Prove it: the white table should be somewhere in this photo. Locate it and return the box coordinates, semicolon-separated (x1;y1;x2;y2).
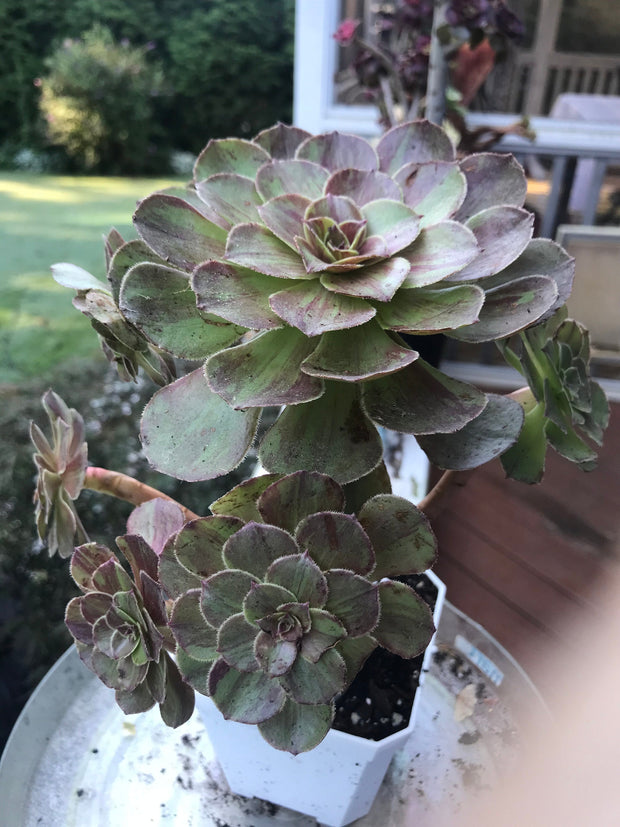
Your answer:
466;111;620;237
549;94;620;215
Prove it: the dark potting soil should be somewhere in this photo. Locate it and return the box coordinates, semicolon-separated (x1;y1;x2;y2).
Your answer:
331;574;438;742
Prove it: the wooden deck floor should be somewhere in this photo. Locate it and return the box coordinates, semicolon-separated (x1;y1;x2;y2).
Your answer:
429;401;620;706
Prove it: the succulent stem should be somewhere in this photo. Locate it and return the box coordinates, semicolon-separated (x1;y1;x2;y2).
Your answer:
417;468;472;521
84;466;200;522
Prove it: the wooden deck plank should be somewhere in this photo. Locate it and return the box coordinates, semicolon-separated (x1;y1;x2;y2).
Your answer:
429;402;620;706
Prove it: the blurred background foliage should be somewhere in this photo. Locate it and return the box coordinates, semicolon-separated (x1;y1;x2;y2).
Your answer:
0;0;295;175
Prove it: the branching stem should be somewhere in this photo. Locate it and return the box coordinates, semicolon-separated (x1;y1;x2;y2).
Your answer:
84;467;200;522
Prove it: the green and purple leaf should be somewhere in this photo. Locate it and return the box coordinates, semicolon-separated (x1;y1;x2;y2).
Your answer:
258;698;333;754
174;515;242;578
394;161;466;226
449;276;558;343
358;495;437;578
324;570;379;637
325;168;402;205
120;262;245;359
141;368;259;481
257;471;345;534
280;647;347;704
400;221;479;287
295;512;375;575
208;659;286;724
266;553;328;606
362;358;487;434
206;327;324;408
376;284;484;333
374;580;434;658
192;260;284;331
321;256;410;301
218;613;261;672
445;206;534;282
194;137;270;181
202;569;261;627
226;223;313;279
296;131;379;172
269;280;376;335
454;153;528;221
222;521;299;579
170;590;218;661
133;194;227;270
256;159;329;200
195;173;263;230
300;320;418;382
210;474;283;524
259;382;383;484
417;393;525;470
377;121;455;175
253;123;312;159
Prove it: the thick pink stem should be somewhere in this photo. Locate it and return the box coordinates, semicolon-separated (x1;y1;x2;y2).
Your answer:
84;466;200;522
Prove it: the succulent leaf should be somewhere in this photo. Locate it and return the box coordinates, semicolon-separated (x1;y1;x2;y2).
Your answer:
222;521;299;579
394;161;466;225
280;647;347;704
374;580;434;658
192;261;285;330
257;471;345;533
324;570;379;637
174;515;243;578
208;658;286;724
258;698;333;754
455;153;528;221
259;381;383;483
194;137;271;180
265;553;328;606
125;499;185;558
134;193;227;269
418;393;525;471
268;279;377;336
203;570;261;627
295;512;375;575
362;358;487;435
206;327;324;408
170;590;218;661
119;262;245;359
358;495;437;578
140;368;260;481
210;474;282;523
300;320;418;382
376;120;455;174
218;613;262;672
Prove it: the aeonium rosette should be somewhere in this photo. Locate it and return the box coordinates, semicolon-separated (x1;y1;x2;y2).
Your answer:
31;389;89;558
65;499;194;727
54;120;575;485
163;471;438;754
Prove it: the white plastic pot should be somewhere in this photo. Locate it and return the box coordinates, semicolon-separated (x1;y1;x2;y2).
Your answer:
195;570;446;827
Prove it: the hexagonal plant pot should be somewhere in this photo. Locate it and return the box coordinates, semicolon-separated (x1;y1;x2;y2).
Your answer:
195;570;446;827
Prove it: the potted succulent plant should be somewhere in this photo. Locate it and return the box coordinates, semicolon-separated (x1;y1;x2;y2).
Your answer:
31;120;608;825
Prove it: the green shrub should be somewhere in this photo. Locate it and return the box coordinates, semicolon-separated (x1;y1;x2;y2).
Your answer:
39;25;167;174
164;0;294;149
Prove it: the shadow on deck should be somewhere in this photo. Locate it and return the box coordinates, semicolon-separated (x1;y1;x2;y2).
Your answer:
430;402;620;706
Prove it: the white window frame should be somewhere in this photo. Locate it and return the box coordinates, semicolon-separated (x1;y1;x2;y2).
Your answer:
293;0;381;136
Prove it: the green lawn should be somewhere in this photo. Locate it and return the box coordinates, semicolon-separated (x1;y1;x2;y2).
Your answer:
0;173;180;385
